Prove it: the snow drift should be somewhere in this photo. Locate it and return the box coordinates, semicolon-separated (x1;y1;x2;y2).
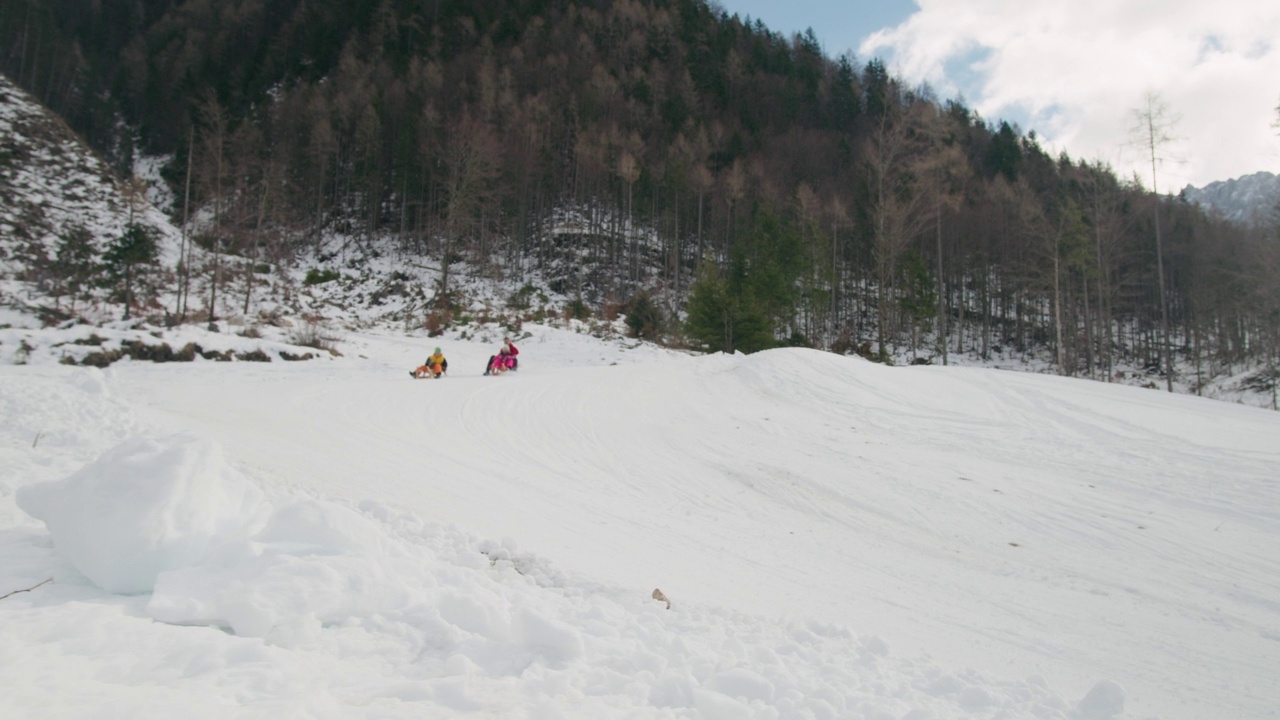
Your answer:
16;435;263;594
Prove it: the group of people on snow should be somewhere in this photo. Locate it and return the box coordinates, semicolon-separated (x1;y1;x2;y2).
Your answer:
411;336;518;379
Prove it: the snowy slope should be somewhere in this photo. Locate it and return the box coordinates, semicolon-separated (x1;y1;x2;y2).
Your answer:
0;74;181;290
2;323;1278;719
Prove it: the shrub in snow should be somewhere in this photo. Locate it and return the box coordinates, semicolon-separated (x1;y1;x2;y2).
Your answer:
15;434;266;594
121;340;177;362
79;348;123;367
289;318;339;354
70;340;205;367
234;348;271;362
623;292;664;341
303;268;339;285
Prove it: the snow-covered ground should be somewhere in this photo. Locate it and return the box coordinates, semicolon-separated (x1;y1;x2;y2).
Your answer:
2;320;1278;720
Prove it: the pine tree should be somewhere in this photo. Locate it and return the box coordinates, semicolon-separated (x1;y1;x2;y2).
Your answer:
104;223;158;320
684;256;769;354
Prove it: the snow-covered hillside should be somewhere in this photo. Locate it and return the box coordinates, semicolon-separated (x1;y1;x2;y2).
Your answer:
3;322;1277;720
0;74;181;296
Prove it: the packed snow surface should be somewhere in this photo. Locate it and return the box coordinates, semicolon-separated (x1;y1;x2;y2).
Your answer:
2;323;1278;719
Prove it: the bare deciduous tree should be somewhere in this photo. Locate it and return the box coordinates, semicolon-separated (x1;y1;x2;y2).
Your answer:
1129;90;1180;391
864;103;930;360
196;88;228;325
438;113;500;308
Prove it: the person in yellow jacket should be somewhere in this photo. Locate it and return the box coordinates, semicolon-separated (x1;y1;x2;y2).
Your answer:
412;347;448;378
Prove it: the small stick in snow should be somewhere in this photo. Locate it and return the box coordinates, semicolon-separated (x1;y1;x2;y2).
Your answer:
651;588;671;610
0;578;52;601
32;430;44;449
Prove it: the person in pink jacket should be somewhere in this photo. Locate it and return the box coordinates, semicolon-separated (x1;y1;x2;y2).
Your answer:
484;336;519;375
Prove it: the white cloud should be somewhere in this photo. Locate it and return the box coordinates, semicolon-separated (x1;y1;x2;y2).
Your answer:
861;0;1280;187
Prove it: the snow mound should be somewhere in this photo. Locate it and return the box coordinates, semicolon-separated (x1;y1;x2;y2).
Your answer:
1075;680;1126;719
16;434;265;594
147;496;423;638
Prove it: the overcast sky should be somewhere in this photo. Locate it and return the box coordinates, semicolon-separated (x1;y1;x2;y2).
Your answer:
714;0;1280;189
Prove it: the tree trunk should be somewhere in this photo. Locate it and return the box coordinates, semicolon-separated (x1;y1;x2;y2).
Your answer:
1083;273;1094;379
1053;249;1065;372
179;129;193;322
935;196;947;365
244;176;270;318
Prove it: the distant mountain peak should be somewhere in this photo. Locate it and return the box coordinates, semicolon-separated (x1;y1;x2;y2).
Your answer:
1181;171;1279;228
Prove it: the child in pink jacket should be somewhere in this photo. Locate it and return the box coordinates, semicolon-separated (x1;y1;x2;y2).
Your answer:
485;337;519;375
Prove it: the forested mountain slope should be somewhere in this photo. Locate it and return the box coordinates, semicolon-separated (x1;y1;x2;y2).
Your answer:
1;0;1277;401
